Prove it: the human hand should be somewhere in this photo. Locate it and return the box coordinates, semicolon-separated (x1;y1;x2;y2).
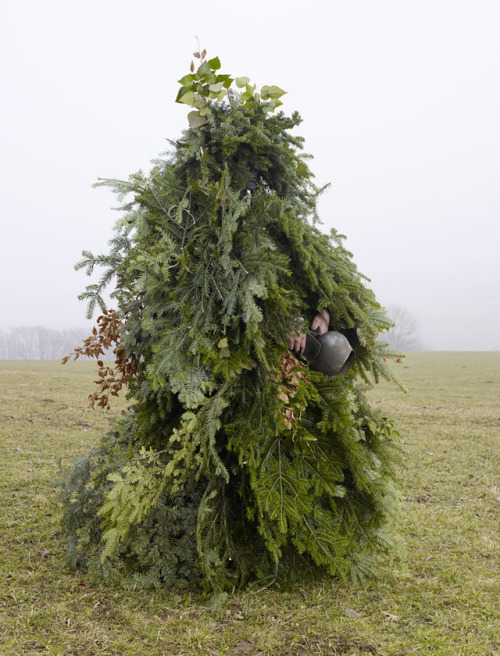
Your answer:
310;308;330;335
289;309;330;354
289;318;307;354
289;331;307;355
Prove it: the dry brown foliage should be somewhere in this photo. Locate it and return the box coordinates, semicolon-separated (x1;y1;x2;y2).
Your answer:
61;309;138;409
278;350;310;430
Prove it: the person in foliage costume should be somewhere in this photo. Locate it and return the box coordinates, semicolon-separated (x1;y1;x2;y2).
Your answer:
61;52;402;592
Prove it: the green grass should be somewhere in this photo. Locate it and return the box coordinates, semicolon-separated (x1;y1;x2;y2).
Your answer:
0;354;498;655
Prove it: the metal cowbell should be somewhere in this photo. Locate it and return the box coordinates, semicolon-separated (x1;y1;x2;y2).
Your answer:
303;330;355;377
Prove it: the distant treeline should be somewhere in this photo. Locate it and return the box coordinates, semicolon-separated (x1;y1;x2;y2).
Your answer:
1;306;423;359
0;326;95;360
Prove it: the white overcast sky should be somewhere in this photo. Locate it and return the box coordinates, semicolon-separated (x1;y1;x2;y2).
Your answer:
1;0;499;350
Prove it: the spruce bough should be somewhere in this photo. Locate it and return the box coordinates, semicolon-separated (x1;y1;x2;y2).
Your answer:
61;52;402;592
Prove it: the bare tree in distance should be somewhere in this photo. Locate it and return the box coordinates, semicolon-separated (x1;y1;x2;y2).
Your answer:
384;305;423;352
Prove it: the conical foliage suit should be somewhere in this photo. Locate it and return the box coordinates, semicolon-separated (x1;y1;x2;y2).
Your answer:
61;55;402;591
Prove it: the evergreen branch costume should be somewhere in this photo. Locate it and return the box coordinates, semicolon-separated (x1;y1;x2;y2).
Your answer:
61;54;403;591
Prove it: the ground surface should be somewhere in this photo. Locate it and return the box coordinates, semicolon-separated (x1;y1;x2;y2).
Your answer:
0;354;498;655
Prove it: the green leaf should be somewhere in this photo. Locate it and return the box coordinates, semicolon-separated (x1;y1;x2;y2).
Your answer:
261;85;286;100
187;111;208;128
268;85;286;99
207;56;221;70
235;76;250;88
178;74;194;86
216;74;234;89
209;81;225;93
178;90;195;106
198;61;211;76
192;96;205;109
175;86;187;103
262;99;283;114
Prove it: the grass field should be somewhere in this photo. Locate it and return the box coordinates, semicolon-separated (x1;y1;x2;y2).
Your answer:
0;354;498;655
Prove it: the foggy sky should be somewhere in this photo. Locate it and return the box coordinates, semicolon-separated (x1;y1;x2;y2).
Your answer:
1;0;499;350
